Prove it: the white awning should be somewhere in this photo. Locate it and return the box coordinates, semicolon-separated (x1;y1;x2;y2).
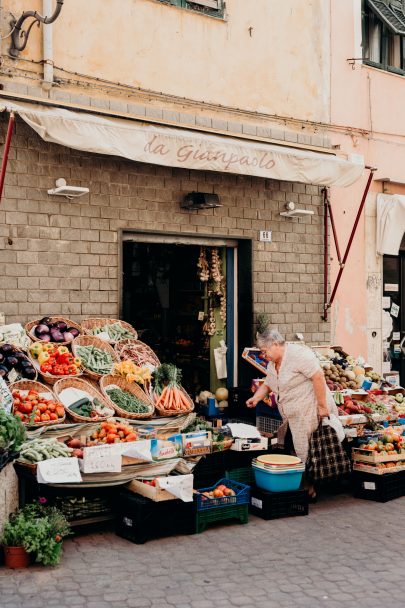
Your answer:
377;193;405;255
2;100;364;187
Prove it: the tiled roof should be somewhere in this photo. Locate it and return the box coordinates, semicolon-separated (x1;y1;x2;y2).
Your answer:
368;0;405;35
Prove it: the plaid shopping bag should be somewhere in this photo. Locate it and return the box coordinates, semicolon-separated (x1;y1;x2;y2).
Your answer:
306;422;351;482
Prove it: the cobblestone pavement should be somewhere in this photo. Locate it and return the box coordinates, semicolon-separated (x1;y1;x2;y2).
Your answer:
2;492;404;608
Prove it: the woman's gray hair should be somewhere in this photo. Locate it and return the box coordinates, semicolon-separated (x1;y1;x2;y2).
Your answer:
256;328;285;348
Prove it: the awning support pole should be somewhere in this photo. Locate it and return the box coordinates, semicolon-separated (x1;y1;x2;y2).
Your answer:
322;168;375;321
323;188;329;322
0;112;15;205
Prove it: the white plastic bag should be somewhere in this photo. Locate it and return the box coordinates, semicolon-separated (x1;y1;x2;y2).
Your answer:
214;340;227;379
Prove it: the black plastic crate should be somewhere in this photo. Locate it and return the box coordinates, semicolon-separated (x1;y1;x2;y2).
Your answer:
249;486;309;520
192;452;227;487
114;489;196;544
352;470;405;502
224;448;272;470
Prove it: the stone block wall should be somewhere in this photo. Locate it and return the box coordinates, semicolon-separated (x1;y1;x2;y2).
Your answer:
0;116;330;344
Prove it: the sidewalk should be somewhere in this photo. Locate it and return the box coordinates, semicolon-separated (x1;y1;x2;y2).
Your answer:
1;493;402;608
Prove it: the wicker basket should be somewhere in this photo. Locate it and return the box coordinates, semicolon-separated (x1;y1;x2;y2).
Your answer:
25;317;82;346
99;375;154;420
71;335;119;381
8;380;66;427
53;377;115;423
154;386;194;417
114;339;161;368
28;353;83;387
81;318;138;343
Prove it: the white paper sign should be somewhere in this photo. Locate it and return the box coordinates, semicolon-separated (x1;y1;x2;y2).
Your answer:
393;332;401;341
382;297;391;309
121;439;152;462
385;284;399;292
391;303;400;318
363;481;376;491
157;474;194;502
82;444;122;474
0;377;13;414
37;457;82;484
251;497;263;509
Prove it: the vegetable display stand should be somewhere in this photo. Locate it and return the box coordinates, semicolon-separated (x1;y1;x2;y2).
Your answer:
114;489;196;544
196;504;249;533
249;486;309;520
352;470;405;502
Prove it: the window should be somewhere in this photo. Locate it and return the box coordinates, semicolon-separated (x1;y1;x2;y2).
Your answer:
155;0;225;19
362;0;405;74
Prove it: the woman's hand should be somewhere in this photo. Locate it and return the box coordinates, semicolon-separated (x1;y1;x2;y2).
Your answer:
317;404;329;419
246;396;260;408
246;382;270;408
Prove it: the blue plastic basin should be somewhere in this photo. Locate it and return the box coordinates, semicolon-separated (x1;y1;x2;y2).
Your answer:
252;464;304;492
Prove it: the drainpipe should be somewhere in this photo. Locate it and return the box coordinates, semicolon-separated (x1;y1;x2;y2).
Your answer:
42;0;54;90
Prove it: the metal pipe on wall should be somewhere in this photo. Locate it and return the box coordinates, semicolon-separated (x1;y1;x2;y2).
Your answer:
42;0;54;89
0;113;15;205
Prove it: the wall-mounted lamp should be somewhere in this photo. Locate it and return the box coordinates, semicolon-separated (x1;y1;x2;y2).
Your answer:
181;192;221;210
10;0;64;57
280;201;314;219
47;178;89;200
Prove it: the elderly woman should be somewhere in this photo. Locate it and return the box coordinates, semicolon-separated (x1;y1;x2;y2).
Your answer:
247;329;338;495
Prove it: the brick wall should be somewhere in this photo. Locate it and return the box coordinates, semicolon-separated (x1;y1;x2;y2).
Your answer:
0;116;330;344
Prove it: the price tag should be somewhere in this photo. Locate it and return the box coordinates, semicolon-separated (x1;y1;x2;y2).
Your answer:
0;377;13;414
37;457;82;484
393;332;401;341
391;303;400;318
382;296;391;309
82;444;122;474
363;481;376;491
7;369;19;384
271;437;278;445
251;497;263;509
385;283;399;292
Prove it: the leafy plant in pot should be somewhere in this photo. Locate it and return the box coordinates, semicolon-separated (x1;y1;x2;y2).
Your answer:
1;502;71;568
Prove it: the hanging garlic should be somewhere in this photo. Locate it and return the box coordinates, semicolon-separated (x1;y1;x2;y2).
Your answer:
208;306;216;336
220;291;227;325
197;247;210;282
211;248;223;284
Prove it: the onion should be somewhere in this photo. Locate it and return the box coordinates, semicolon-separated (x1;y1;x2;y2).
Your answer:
35;324;50;337
55;321;68;332
67;327;80;338
40;334;51;343
63;332;74;343
50;329;64;342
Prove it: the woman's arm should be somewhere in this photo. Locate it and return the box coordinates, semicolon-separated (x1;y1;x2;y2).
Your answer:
246;381;270;408
312;371;330;418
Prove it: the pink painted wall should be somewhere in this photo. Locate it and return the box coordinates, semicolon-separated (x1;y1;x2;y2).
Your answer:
330;0;405;364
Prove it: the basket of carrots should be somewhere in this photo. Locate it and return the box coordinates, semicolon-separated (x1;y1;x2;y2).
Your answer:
153;364;194;417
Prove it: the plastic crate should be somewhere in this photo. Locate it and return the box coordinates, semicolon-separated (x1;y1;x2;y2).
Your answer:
224;448;271;470
196;503;248;533
250;486;309;520
192;452;227;487
225;467;254;485
352;470;405;502
195;478;250;510
256;416;282;437
114;489;196;544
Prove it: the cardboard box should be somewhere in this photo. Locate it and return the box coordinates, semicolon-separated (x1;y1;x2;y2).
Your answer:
242;347;268;375
127;478;177;502
150;434;183;461
230;437;268;452
182;431;212;457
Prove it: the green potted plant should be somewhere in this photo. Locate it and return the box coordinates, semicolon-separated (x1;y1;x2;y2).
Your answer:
1;502;70;568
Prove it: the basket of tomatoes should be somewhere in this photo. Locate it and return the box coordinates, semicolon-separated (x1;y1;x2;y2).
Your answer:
29;343;82;386
10;381;66;427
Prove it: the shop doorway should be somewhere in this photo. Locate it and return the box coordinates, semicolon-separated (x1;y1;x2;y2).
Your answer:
383;241;405;385
121;233;253;397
